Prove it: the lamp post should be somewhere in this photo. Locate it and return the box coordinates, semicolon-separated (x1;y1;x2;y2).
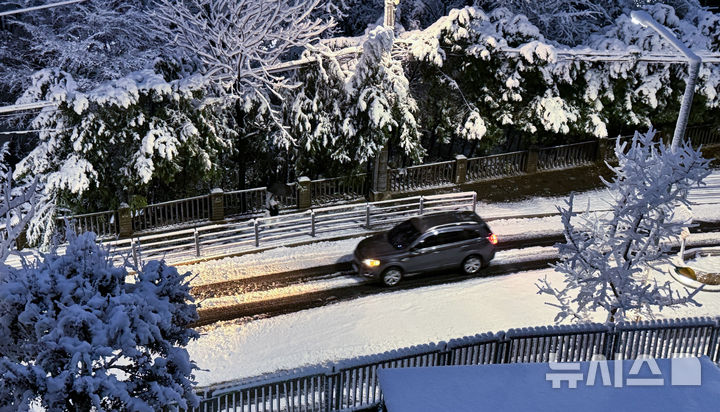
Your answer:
630;10;701;153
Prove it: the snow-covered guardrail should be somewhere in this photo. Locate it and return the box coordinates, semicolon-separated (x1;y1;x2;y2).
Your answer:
104;192;477;267
185;317;720;412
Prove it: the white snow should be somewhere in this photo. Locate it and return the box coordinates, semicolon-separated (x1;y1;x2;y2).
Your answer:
185;172;720;388
188;250;720;387
378;357;720;412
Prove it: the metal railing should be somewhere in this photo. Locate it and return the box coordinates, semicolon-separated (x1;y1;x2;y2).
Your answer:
132;195;211;232
104;192;477;267
185;317;720;412
466;151;527;180
537;141;597;171
55;209;118;240
310;175;368;205
387;160;455;192
47;125;719;238
224;188;266;218
686;124;720;147
277;183;299;210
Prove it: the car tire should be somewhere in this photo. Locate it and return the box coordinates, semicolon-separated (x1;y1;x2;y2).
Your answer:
462;255;484;275
381;267;403;287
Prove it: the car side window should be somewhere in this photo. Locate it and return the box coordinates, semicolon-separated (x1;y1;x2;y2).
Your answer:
462;229;483;239
415;234;440;249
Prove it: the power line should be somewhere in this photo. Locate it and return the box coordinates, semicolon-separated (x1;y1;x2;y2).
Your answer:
0;0;87;17
0;128;68;136
0;101;57;114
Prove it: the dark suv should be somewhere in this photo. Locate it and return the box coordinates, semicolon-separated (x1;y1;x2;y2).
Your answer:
353;211;497;286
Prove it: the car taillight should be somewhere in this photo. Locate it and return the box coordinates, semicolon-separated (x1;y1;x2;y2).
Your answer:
488;233;498;245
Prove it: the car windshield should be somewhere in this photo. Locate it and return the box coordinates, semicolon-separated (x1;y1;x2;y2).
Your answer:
388;220;420;249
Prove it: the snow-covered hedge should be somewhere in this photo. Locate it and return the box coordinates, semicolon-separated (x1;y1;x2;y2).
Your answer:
405;4;720;149
14;69;235;246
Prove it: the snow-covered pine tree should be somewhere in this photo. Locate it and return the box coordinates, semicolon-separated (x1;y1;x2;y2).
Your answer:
287;53;351;176
14;69;234;247
343;27;424;166
537;128;711;323
0;177;199;410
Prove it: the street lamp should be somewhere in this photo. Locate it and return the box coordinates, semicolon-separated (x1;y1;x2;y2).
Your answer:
630;10;702;152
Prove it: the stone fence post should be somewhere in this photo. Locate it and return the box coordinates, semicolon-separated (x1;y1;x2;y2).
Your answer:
210;188;224;221
371;146;389;201
597;137;609;163
454;155;468;185
297;176;312;210
118;203;133;238
525;145;540;174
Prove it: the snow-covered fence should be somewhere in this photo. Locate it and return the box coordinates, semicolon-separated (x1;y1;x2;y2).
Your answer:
132;194;211;232
502;323;610;363
276;182;299;210
104;192;477;267
466;151;527;181
537;141;598;171
387;160;455;192
310;175;368;205
184;317;720;412
223;188;266;218
49;125;718;240
55;209;118;240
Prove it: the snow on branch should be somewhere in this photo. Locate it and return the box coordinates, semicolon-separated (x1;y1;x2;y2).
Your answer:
154;0;334;96
537;128;711;323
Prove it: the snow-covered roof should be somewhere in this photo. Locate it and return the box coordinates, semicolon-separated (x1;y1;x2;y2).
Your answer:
378;357;720;412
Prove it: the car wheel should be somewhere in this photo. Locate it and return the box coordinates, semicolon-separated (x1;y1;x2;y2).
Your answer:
462;255;484;275
381;267;403;287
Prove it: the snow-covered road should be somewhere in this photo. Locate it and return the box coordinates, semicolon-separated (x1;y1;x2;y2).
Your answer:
184;172;720;388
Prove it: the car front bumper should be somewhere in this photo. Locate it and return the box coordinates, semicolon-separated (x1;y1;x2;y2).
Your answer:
352;259;381;279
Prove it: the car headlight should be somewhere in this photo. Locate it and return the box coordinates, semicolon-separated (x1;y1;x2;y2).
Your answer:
362;259;381;268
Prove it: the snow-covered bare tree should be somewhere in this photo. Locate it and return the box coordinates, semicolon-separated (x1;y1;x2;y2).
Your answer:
154;0;334;147
0;155;37;267
537;128;710;323
0;0;163;105
343;27;424;165
0;228;199;410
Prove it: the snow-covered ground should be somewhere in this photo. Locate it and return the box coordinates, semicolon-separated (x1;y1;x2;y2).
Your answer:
188;262;720;388
184;173;720;388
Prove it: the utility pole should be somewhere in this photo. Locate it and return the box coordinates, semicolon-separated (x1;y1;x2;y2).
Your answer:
384;0;400;28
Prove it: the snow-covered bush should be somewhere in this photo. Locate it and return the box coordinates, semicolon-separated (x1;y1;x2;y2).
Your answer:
537;128;711;323
14;69;234;246
0;229;199;410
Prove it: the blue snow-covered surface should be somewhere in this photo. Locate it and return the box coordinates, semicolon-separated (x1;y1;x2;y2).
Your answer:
378;357;720;412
